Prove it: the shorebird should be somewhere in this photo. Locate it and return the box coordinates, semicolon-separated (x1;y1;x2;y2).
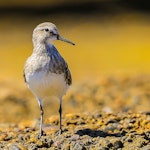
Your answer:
24;22;75;138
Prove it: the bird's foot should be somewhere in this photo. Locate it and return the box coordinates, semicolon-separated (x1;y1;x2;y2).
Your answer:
59;129;63;134
55;129;63;136
37;130;46;139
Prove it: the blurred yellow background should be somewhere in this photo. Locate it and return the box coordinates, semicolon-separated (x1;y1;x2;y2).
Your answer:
0;1;150;123
0;1;150;85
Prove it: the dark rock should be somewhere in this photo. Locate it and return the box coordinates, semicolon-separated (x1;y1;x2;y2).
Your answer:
18;135;24;141
113;140;123;149
127;138;133;142
101;147;109;150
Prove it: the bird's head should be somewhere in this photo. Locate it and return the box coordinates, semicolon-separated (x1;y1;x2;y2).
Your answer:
32;22;75;46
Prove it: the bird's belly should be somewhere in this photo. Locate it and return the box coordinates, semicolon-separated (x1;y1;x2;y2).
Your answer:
27;71;69;99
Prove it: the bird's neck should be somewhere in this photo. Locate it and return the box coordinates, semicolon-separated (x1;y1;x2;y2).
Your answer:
33;41;55;55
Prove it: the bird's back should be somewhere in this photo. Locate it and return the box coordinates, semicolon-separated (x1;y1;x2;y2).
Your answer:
46;44;72;85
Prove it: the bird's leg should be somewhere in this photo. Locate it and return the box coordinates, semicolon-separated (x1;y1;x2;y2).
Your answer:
58;98;62;134
37;98;44;138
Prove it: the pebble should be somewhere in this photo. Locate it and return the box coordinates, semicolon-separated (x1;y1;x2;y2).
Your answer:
70;142;86;150
7;143;27;150
113;140;123;149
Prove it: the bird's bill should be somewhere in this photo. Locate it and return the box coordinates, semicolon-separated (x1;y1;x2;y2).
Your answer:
58;35;75;45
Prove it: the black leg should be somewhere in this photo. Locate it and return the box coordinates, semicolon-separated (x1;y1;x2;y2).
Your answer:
37;98;44;138
58;98;62;134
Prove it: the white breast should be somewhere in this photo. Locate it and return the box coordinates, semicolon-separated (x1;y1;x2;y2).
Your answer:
27;71;69;100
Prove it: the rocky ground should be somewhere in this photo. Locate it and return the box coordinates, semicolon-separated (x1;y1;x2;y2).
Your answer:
0;74;150;149
0;111;150;149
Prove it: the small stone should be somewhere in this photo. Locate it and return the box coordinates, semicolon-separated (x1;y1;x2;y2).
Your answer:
113;141;123;149
129;118;136;123
142;145;150;150
70;134;80;141
107;143;113;148
54;140;62;149
23;134;30;141
18;134;24;141
40;136;53;147
121;130;127;136
128;138;133;142
101;147;109;150
106;118;120;124
70;142;86;150
7;143;27;150
4;135;12;141
145;131;150;139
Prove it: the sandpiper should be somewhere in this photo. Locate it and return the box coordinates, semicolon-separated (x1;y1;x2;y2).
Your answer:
24;22;75;138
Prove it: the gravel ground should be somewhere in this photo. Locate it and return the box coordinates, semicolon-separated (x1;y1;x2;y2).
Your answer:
0;75;150;149
0;112;150;149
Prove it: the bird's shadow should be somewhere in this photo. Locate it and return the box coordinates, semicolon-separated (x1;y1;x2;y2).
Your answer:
76;128;125;138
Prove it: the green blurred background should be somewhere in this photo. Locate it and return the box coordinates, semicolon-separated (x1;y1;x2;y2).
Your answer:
0;0;150;83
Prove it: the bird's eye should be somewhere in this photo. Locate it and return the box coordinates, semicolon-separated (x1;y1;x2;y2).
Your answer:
45;28;49;32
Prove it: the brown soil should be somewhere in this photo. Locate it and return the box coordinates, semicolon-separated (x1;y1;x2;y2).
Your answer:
0;74;150;149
